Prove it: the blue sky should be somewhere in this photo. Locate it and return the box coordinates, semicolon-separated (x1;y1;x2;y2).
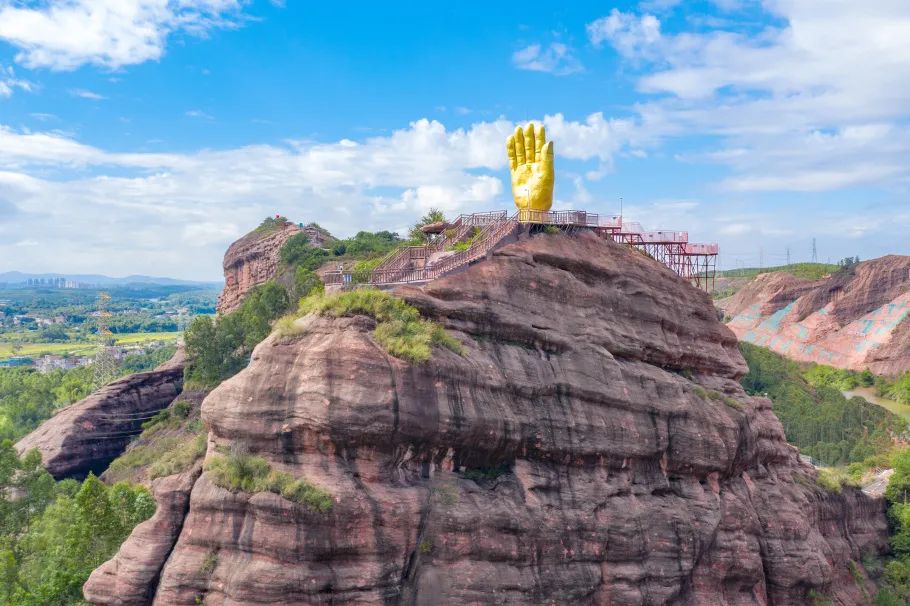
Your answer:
1;0;909;279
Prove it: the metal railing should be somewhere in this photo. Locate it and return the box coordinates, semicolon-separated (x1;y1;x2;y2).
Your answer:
517;209;600;227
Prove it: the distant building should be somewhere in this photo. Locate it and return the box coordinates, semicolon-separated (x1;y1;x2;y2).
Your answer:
0;357;35;368
35;355;88;373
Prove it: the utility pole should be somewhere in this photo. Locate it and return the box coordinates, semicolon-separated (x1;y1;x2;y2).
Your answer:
92;292;119;389
812;238;818;263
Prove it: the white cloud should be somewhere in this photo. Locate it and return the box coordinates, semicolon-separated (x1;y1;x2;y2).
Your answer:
185;109;214;119
69;88;105;100
0;65;32;98
0;0;248;70
588;2;910;192
0;114;633;279
512;43;582;76
587;9;661;57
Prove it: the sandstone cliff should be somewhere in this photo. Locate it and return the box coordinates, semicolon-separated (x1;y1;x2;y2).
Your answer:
16;350;184;480
218;222;302;315
719;256;910;375
86;232;888;605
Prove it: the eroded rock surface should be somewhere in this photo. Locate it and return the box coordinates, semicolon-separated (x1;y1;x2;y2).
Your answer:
16;350;184;479
719;256;910;375
88;233;889;605
218;222;302;315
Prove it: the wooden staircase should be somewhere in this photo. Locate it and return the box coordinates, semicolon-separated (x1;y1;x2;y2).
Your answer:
324;211;518;288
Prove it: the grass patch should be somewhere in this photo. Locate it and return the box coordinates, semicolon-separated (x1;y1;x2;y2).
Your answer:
273;314;303;339
205;451;332;513
816;467;857;494
692;385;744;411
149;432;207;479
200;550;218;576
296;290;462;362
706;389;745;411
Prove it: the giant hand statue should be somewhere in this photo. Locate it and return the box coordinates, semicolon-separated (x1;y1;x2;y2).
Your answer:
507;123;554;212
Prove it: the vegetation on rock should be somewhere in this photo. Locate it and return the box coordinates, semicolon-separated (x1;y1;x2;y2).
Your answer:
205;450;332;513
104;395;207;485
294;289;462;362
184;281;291;387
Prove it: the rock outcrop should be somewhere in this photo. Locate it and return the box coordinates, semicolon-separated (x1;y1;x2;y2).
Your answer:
87;232;889;605
16;350;184;479
218;223;302;315
719;256;910;375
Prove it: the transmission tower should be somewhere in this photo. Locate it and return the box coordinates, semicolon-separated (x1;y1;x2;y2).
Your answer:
786;246;791;266
92;292;119;389
811;238;818;263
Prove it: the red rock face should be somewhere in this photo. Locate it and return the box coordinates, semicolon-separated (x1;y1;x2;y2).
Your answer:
16;350;184;480
86;233;888;605
719;256;910;375
217;223;302;315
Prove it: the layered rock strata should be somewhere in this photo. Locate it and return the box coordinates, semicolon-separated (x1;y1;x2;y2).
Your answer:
218;222;302;315
16;350;184;479
720;256;910;375
87;232;889;605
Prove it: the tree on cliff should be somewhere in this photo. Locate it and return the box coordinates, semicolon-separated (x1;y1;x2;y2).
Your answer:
184;282;291;387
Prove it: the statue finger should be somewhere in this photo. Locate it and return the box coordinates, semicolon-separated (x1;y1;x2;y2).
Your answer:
513;125;526;165
506;136;517;171
524;123;536;163
535;124;546;158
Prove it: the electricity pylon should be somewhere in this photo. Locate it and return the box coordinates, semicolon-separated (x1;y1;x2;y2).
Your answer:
92;292;119;388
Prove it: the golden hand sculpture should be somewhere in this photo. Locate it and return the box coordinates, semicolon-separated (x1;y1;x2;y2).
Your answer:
507;123;554;212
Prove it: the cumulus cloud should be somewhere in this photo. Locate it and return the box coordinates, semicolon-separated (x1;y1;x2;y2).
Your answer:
512;43;582;76
0;0;248;70
587;2;910;192
0;114;634;279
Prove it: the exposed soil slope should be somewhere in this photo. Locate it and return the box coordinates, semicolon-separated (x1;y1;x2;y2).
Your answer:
87;232;888;605
719;255;910;375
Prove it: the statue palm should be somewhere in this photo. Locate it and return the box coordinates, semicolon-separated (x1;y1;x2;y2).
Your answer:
506;123;554;212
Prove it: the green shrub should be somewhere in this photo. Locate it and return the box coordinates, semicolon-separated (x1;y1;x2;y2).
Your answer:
200;550;218;575
273;314;304;339
817;468;855;493
205;452;332;513
299;290;462;362
705;389;744;411
254;215;288;234
184;281;292;387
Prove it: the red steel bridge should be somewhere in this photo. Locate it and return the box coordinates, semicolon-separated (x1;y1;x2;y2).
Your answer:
323;209;718;291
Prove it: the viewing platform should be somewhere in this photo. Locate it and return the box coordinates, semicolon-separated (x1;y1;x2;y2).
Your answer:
323;209;718;291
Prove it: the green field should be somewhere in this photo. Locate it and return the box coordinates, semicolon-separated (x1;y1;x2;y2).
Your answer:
719;262;838;280
0;331;181;360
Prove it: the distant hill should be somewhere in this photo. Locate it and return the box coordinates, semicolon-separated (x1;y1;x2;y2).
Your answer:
0;271;221;288
719;262;839;280
719;255;910;375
